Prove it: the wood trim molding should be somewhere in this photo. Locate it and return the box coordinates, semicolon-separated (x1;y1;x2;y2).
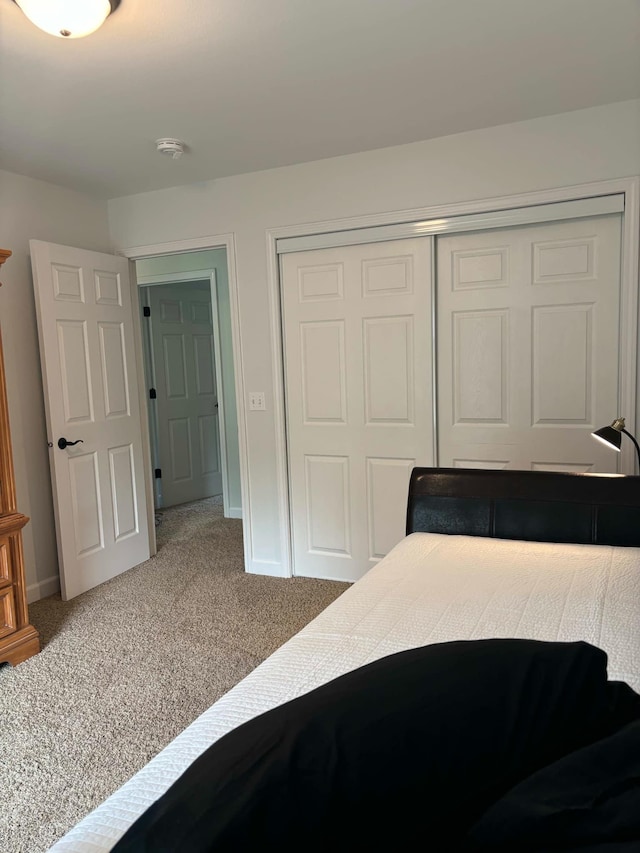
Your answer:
0;248;40;665
0;329;17;515
0;249;11;286
0;512;29;536
0;625;40;667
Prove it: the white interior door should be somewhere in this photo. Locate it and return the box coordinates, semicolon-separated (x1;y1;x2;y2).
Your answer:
281;237;435;582
436;214;622;472
148;282;222;507
30;240;151;600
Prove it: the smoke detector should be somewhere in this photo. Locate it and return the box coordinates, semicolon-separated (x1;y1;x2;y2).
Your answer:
156;138;185;160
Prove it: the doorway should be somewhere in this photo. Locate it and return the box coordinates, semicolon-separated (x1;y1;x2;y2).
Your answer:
29;236;245;599
135;249;242;519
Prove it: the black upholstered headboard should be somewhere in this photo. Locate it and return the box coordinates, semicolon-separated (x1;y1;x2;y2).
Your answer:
406;468;640;547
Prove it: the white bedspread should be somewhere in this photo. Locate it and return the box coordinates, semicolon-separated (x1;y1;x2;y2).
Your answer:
49;533;640;852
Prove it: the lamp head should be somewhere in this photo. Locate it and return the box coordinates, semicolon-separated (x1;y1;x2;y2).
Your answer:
591;418;625;452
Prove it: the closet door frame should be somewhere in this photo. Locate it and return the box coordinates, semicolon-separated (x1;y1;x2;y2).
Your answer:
267;177;640;577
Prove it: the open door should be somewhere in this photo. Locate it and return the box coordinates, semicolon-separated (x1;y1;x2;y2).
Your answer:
146;281;223;507
30;240;151;600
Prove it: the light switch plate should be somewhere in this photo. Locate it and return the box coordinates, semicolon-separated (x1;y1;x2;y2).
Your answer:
249;391;266;411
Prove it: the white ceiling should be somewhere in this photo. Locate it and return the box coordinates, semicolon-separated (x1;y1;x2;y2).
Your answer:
1;0;639;199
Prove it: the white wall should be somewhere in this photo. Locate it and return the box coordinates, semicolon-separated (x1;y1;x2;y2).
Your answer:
108;99;640;575
135;250;242;515
0;170;110;600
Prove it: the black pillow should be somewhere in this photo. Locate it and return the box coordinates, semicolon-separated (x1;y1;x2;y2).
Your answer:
112;639;640;853
465;718;640;852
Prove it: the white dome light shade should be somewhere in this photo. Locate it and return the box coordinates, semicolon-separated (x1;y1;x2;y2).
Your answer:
15;0;119;38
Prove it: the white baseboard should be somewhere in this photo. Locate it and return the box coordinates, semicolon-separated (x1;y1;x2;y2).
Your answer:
27;573;61;603
225;506;242;519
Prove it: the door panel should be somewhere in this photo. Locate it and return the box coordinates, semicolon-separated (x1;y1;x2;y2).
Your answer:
30;240;150;600
281;237;435;582
148;282;222;507
436;214;622;471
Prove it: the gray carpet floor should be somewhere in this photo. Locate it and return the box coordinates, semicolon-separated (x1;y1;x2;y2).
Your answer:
0;497;347;853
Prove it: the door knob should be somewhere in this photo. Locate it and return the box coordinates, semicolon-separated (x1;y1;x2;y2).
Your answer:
58;437;84;450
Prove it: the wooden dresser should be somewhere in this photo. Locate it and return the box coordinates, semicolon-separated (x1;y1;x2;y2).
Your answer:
0;249;40;665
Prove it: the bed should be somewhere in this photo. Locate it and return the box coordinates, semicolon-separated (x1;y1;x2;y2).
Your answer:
49;468;640;852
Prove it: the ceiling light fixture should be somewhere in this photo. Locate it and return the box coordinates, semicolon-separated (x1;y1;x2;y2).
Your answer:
13;0;120;39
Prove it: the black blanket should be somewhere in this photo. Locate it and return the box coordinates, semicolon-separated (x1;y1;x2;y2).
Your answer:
466;719;640;852
112;639;640;853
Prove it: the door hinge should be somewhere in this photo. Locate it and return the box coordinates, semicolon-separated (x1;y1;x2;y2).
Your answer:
154;468;162;479
143;306;151;317
149;388;157;399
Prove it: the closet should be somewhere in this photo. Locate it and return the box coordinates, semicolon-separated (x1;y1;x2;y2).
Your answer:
279;205;625;583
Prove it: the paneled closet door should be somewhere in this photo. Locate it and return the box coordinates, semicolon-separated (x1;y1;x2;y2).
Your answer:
436;214;622;473
281;237;434;582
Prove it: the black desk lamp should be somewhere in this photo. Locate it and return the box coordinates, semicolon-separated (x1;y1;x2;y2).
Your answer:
591;417;640;469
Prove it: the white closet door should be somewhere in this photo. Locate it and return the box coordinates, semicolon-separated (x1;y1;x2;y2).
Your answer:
436;214;622;472
281;238;434;582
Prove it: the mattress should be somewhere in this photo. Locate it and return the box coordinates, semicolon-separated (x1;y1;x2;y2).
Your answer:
49;533;640;852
